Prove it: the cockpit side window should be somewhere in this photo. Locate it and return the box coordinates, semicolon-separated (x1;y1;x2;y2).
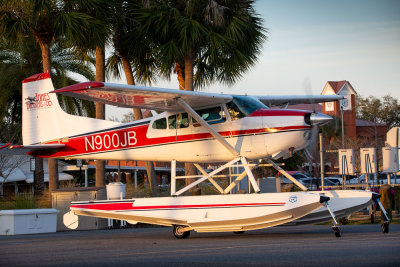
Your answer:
152;117;167;129
226;101;245;121
193;106;226;126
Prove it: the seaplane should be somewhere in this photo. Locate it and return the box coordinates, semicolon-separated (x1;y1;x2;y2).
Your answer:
1;73;380;238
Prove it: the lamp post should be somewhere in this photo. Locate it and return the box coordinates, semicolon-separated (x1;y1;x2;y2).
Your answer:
30;158;36;194
340;102;345;149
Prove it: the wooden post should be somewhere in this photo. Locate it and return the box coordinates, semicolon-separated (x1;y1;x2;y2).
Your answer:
126;173;132;184
379;185;392;221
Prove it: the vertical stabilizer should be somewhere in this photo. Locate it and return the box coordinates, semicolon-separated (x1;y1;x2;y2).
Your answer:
22;73;119;145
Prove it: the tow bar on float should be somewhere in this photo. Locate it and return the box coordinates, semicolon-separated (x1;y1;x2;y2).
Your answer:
322;201;341;237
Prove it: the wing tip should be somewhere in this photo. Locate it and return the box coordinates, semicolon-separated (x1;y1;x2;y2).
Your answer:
52;81;105;94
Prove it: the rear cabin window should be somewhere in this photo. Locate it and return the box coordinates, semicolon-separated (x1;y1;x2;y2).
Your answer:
152;117;167;129
168;113;189;129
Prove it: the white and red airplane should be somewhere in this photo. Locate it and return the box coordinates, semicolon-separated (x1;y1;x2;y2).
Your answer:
1;73;377;238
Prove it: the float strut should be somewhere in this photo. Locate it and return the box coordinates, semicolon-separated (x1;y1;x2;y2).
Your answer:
375;197;390;234
323;201;341;238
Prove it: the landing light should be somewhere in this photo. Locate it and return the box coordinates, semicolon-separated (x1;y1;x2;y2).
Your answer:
266;128;278;133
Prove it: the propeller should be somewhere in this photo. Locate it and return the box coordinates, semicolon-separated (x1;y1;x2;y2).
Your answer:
302;77;332;161
305;110;333;158
303;77;317;162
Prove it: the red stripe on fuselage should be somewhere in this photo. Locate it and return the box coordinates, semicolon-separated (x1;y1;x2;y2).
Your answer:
70;202;286;211
29;123;311;158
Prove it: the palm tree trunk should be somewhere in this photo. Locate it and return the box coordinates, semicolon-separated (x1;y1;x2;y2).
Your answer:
34;158;44;195
184;51;194;92
95;46;106;187
39;42;51;73
121;55;159;194
39;41;59;197
48;158;59;192
183;51;198;193
175;62;185;90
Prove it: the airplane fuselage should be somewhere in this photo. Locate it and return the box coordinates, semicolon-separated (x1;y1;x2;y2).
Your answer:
30;106;312;163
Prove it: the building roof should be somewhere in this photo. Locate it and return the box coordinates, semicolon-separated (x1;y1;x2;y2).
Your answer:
322;80;357;95
327;81;347;94
356;119;386;127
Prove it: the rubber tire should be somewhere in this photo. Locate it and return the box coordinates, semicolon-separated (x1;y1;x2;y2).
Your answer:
333;226;341;238
173;225;190;239
381;222;389;234
233;231;245;234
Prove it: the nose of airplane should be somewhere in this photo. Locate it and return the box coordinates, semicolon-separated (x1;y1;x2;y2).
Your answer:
310;112;332;126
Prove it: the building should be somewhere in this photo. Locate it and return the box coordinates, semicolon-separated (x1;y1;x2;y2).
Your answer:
0;150;73;197
321;80;357;140
320;80;387;142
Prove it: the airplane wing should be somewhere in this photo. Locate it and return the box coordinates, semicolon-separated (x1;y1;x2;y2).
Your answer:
52;82;232;111
256;95;344;107
52;82;343;111
0;143;65;155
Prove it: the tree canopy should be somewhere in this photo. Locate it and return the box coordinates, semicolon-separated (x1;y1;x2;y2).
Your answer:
134;0;267;90
356;95;400;129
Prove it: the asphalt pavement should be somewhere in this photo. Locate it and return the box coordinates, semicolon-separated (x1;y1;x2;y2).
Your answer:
1;224;399;266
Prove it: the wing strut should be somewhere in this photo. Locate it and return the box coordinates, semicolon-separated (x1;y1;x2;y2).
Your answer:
267;158;308;191
176;98;239;156
171;97;261;196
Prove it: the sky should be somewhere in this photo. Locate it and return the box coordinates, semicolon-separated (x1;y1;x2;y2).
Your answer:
106;0;400;120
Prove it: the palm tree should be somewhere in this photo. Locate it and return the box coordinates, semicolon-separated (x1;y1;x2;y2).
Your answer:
70;0;112;188
134;0;266;190
0;38;95;125
0;0;103;195
106;0;159;194
135;0;266;90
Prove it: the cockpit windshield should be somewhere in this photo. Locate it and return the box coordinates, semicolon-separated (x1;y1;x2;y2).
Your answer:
226;96;268;120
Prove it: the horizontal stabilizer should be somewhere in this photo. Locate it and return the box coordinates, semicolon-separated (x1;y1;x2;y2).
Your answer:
0;143;65;155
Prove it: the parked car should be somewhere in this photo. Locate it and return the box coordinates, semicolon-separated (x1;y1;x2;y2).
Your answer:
377;174;400;185
286;171;311;181
325;176;342;185
347;173;393;185
299;177;337;190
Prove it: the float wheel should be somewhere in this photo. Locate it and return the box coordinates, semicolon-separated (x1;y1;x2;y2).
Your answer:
173;225;190;239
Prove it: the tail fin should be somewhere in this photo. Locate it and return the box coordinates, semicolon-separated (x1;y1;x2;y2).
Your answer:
22;73;118;145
